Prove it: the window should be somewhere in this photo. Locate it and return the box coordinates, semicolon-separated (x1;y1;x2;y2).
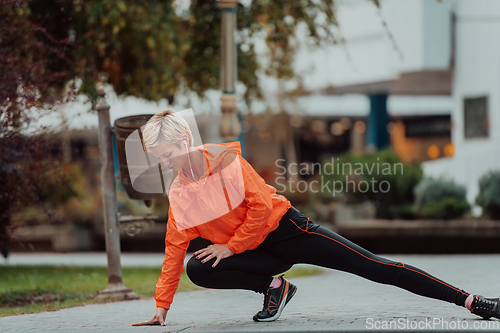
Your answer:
404;115;451;137
463;96;489;139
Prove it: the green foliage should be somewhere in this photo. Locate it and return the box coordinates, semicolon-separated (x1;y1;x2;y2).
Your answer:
414;177;467;210
11;162;102;225
420;197;470;220
24;0;350;106
414;177;469;219
0;265;176;316
321;148;423;219
475;170;500;219
40;164;84;205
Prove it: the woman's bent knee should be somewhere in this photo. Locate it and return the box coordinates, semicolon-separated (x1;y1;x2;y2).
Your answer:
186;256;210;287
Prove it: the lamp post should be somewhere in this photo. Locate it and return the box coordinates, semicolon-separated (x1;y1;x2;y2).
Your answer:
95;88;139;302
218;0;241;141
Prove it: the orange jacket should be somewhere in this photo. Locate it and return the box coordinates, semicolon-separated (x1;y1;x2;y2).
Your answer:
154;141;291;309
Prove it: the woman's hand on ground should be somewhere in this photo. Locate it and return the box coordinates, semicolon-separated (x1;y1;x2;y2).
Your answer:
132;307;168;326
193;243;234;268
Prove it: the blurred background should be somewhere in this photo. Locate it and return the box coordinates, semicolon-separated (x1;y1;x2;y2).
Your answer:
2;0;500;257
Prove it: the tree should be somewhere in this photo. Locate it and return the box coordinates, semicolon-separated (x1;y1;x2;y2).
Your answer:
0;0;79;253
27;0;346;106
1;0;380;251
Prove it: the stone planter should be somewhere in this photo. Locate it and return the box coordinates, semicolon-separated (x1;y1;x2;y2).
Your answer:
333;219;500;253
334;202;376;226
12;223;95;252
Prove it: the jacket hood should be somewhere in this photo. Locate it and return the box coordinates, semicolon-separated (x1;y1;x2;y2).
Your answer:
198;141;242;174
175;141;242;184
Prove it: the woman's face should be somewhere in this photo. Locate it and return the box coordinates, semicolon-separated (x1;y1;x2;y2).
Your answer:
148;140;188;172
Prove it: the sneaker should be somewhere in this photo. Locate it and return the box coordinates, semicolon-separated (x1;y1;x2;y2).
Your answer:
469;295;500;320
253;275;297;322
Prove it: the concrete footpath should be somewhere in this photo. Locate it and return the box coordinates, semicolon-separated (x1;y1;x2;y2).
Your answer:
1;254;500;332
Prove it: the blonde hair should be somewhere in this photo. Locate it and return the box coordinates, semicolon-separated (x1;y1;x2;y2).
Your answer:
142;110;194;152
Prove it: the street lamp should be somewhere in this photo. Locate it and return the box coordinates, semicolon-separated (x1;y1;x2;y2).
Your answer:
218;0;241;141
94;88;139;302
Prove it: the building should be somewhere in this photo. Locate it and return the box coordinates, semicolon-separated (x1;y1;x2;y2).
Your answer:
247;0;456;180
422;0;500;212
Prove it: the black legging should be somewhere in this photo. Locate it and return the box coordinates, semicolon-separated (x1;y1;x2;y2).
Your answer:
186;205;469;307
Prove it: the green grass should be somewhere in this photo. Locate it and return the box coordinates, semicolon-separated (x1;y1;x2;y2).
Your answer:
0;265;322;317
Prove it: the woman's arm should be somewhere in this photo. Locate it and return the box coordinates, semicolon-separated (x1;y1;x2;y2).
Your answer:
224;155;274;254
154;238;189;309
155;206;200;308
132;206;198;325
190;154;273;266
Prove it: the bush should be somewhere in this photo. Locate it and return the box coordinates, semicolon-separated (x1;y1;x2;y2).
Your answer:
475;170;500;220
321;148;423;219
414;177;469;219
377;203;416;220
414;177;467;210
11;163;103;226
420;197;470;220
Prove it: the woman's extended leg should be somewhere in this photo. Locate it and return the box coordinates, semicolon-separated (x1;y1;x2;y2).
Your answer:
186;206;500;321
274;207;469;307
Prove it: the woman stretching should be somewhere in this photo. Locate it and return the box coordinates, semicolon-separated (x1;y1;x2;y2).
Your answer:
132;110;500;327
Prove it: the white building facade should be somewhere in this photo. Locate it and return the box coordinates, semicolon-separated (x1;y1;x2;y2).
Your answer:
422;0;500;212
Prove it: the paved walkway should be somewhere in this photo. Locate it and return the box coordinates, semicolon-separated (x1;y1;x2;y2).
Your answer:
1;254;500;332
